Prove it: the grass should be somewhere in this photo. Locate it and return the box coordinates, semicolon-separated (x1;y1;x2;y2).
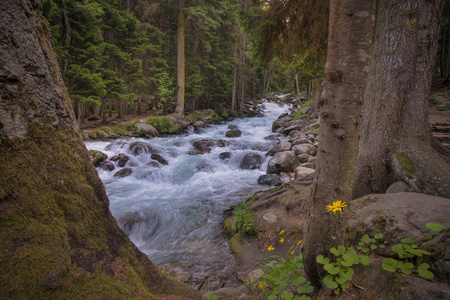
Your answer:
185;112;203;123
292;98;313;120
145;116;179;134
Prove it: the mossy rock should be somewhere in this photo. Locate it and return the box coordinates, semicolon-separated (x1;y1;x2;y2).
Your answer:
223;217;237;237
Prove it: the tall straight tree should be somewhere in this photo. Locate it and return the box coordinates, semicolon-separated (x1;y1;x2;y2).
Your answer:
175;0;186;116
0;0;200;298
302;0;376;288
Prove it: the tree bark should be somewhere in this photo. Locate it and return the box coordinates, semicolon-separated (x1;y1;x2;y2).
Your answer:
311;80;323;114
352;0;450;199
174;0;185;117
0;1;200;298
303;0;376;288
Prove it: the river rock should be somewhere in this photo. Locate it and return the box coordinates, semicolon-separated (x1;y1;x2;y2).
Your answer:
151;153;168;165
219;152;231;160
88;149;108;166
129;142;154;155
291;137;311;146
118;208;161;240
258;174;282;186
267;151;300;174
278;112;289;119
114;168;133;177
217;139;227;147
264;134;280;141
272;116;290;132
263;212;278;224
292;144;317;156
147;161;160;168
266;143;282;156
193;139;215;154
97;161;115;171
300;163;315;169
295;167;315;181
110;153;130;167
134;123;159;137
226;129;241;138
306;130;319;137
228;124;238;130
240;153;263;170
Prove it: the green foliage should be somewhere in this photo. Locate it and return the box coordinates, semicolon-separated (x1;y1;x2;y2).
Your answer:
206;294;218;300
357;233;385;253
145;117;179;134
185;112;203;123
126;119;141;131
212;114;224;123
233;202;256;235
256;250;313;300
316;245;372;295
428;96;441;105
437;106;449;111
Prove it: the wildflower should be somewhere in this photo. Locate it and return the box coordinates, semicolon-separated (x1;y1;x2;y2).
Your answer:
290;250;295;255
279;230;285;235
259;282;267;289
279;238;284;243
268;245;275;251
326;200;347;214
297;240;303;245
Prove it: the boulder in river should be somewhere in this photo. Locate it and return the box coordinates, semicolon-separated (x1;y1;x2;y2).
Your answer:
226;129;241;138
110;153;130;167
267;151;300;174
193;139;215;154
219;152;231;160
88;149;107;166
240;153;263;170
97;161;115;171
135;123;159;137
227;124;238;130
118;208;161;240
114;168;133;177
257;174;282;186
129;142;154;155
217;139;227;147
151;153;168;165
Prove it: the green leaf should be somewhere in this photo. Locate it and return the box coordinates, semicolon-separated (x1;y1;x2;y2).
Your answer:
379;244;386;248
418;263;431;270
400;238;415;244
341;282;350;291
337;245;346;255
268;295;277;300
323;275;338;289
392;244;405;258
358;241;364;246
400;262;414;275
382;258;399;272
330;247;339;256
374;233;384;239
370;244;377;250
343;268;354;281
417;264;434;279
362;247;370;253
359;255;373;265
281;290;294;300
335;276;347;285
426;222;444;232
292;276;306;286
304;285;313;293
342;254;354;267
316;255;329;264
362;235;371;243
324;263;340;275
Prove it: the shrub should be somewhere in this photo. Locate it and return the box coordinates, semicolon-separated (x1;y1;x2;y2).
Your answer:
145;116;179;134
233;202;256;235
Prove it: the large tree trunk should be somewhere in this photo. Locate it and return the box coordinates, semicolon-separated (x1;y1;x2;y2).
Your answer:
0;1;200;298
303;0;376;288
352;0;450;199
174;0;185;117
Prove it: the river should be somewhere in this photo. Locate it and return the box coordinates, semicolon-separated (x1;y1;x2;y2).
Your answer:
85;101;289;276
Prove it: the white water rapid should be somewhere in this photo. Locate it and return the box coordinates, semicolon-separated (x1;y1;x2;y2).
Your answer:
85;101;290;275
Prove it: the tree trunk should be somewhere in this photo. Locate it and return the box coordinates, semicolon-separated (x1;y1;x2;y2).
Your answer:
231;39;237;113
311;80;323;114
303;0;376;288
352;0;450;199
295;70;300;101
0;1;200;298
174;0;185;117
136;95;142;115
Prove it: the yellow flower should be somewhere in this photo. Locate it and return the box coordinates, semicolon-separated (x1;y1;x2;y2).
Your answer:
258;282;267;289
268;245;275;251
279;230;285;235
326;200;347;214
280;238;284;243
290;250;295;255
297;240;303;245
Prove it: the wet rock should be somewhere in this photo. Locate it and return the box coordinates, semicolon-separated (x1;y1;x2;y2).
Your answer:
110;153;130;167
88;149;107;166
282;124;302;135
258;174;282;186
147;161;160;168
193;120;206;128
240;153;263;170
226;129;241;138
193;139;215;154
267;151;300;175
217;139;227;147
151;153;168;165
278;112;289;119
219;152;231;160
266;143;282;157
223;217;236;237
129;142;154;155
135;123;159;137
118;208;161;240
295;167;315;181
264;134;280;141
292;144;317;156
97;161;115;171
272;116;290;132
114;168;133;177
228;124;238;130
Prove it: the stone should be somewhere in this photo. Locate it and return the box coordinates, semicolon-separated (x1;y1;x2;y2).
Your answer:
193;139;215;154
267;151;300;174
264;134;280;141
134;123;159;137
297;153;310;163
88;149;107;166
110;153;130;167
246;268;264;283
86;114;100;121
306;130;319;137
280;141;292;151
219;152;231;160
147;161;160;168
240;153;263;170
118;208;161;240
228;124;238;130
300;163;315;169
292;144;317;156
97;161;115;171
217;139;227;147
263;212;278;224
295;167;315;181
151;153;168;165
386;181;412;193
129;142;154;155
266;143;282;156
193;121;206;128
258;174;282;186
226;129;241;138
272;116;290;132
114;168;133;177
291;137;311;146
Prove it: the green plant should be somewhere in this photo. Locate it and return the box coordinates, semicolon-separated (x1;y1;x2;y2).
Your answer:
233;202;256;235
212;114;224;123
381;222;443;279
428;96;440;105
186;112;202;123
316;245;372;295
127;118;141;131
206;294;218;300
357;233;385;253
437;106;449;111
145;116;179;134
110;125;128;135
258;249;313;300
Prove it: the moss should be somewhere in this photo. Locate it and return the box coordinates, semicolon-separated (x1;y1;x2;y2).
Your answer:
0;124;200;299
396;152;416;174
230;233;242;256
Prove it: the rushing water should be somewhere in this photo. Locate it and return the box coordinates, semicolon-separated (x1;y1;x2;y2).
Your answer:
85;101;289;275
